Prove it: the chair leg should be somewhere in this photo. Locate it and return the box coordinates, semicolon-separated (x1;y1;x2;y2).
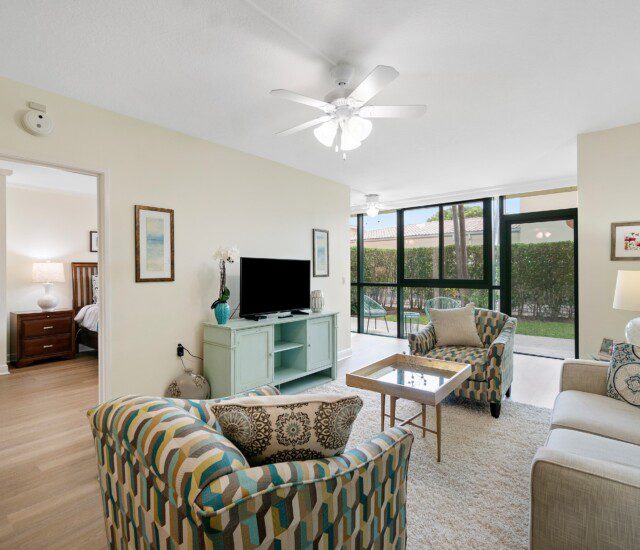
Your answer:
384;316;389;332
490;402;501;419
505;385;512;398
366;316;370;331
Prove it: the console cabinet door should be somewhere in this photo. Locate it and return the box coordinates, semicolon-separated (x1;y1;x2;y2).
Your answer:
307;317;333;371
234;327;273;392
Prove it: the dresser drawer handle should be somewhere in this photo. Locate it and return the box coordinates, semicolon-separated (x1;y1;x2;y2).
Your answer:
43;326;54;330
43;344;53;349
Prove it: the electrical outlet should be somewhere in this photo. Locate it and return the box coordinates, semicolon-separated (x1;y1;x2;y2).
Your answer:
177;343;184;357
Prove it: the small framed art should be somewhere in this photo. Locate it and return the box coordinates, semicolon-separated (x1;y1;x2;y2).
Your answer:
312;229;329;277
89;231;98;252
611;221;640;261
134;205;175;282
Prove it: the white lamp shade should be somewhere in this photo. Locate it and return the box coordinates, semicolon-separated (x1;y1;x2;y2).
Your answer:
339;123;361;151
32;262;65;283
313;120;338;147
613;270;640;311
346;116;372;141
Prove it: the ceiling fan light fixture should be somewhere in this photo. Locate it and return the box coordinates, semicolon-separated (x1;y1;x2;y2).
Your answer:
313;120;338;147
365;194;380;217
339;122;361;151
346;115;372;141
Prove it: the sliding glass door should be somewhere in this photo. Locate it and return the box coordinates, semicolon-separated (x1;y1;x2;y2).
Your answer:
501;209;578;358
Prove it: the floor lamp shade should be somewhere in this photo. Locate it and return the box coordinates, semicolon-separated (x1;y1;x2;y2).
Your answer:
613;270;640;345
32;262;65;311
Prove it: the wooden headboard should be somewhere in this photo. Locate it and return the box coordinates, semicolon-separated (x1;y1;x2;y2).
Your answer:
72;262;98;315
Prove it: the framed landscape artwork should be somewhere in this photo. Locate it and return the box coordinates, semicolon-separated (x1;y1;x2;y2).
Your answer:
89;231;98;252
611;221;640;261
135;205;175;282
313;228;329;277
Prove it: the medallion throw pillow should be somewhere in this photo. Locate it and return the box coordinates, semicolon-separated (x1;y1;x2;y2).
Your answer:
607;343;640;407
429;303;483;347
208;393;363;465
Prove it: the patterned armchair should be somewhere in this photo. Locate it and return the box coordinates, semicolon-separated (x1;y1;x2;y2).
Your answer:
88;385;414;549
408;307;517;418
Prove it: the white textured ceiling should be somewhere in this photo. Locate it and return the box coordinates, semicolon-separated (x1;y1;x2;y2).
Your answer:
0;160;97;196
2;1;640;207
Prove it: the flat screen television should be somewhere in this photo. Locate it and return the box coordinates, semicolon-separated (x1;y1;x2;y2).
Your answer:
240;257;310;317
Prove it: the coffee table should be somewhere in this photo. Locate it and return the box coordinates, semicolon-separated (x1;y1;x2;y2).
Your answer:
346;353;471;462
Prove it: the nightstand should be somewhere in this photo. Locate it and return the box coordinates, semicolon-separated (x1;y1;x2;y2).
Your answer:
10;310;75;367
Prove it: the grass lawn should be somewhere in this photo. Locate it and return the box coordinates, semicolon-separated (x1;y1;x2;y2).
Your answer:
388;314;574;339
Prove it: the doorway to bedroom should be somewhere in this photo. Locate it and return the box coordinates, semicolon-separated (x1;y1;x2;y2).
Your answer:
0;158;100;396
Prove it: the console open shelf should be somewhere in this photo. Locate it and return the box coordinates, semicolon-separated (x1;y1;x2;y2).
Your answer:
274;340;305;353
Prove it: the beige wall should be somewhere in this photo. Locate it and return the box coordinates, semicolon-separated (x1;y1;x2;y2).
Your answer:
0;77;350;398
578;122;640;357
6;186;97;333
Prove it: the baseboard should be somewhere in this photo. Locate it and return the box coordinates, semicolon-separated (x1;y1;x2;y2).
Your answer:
0;363;9;375
338;348;353;362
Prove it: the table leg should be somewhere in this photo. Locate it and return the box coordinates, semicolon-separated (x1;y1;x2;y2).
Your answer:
436;403;442;462
390;396;397;427
380;393;386;432
421;404;426;438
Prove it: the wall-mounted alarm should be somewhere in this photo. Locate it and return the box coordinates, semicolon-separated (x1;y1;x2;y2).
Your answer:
22;102;53;136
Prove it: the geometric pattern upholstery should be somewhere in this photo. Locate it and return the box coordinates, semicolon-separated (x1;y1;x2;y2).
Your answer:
408;308;517;405
88;386;414;548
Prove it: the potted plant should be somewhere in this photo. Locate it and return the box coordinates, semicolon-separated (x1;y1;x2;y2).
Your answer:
211;245;239;325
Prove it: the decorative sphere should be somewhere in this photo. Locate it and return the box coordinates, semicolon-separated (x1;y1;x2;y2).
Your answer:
167;371;210;399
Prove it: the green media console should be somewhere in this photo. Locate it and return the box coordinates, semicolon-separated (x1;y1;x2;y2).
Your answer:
203;312;337;397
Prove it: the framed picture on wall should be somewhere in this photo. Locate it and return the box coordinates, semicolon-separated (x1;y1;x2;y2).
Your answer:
134;205;175;282
89;231;98;252
313;228;329;277
611;221;640;261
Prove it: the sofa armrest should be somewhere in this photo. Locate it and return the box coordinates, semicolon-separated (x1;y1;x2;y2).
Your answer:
408;323;436;355
560;359;609;395
485;316;517;380
89;395;251;508
194;426;414;519
530;447;640;549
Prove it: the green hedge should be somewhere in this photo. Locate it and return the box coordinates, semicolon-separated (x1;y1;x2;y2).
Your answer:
351;241;574;319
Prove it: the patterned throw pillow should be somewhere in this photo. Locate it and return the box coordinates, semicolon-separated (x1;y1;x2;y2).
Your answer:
91;274;99;303
607;343;640;407
208;393;363;465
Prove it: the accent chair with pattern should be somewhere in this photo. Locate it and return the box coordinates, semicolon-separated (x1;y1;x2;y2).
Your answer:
408;307;517;418
88;385;414;549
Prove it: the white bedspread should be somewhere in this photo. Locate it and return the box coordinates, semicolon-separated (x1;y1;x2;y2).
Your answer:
75;303;99;332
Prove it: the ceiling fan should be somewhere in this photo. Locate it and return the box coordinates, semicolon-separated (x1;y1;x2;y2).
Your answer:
270;63;426;158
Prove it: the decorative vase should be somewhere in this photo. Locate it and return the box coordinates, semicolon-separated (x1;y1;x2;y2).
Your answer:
310;290;324;313
167;370;211;399
214;302;230;325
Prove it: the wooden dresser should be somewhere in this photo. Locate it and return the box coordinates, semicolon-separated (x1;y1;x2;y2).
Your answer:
10;310;75;367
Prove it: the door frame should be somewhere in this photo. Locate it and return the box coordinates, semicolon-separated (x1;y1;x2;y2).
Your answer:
500;207;579;358
0;152;111;402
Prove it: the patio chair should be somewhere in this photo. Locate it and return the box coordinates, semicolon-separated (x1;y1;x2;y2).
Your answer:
364;294;390;332
424;296;462;322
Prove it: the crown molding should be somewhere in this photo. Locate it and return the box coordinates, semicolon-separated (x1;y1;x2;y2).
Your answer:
350;175;577;213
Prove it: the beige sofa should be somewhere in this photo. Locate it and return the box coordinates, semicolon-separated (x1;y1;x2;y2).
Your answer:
530;359;640;549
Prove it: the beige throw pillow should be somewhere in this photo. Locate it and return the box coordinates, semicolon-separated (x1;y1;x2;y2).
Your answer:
208;393;363;465
429;303;482;347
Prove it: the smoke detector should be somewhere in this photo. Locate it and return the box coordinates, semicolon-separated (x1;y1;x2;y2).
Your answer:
22;102;53;136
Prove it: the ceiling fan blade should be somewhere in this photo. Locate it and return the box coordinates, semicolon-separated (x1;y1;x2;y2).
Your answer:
270;89;332;111
276;115;332;136
359;105;427;118
348;65;399;105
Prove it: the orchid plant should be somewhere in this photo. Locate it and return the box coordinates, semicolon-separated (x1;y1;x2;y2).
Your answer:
211;245;239;309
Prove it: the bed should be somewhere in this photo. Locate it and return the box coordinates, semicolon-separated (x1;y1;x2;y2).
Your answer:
72;261;99;351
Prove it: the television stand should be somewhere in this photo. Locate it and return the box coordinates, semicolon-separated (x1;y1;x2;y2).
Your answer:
291;310;309;315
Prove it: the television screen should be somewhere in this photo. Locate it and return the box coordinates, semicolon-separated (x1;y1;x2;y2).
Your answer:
240;257;310;316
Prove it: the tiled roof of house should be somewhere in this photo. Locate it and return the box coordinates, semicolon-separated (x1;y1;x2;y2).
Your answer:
352;217;485;242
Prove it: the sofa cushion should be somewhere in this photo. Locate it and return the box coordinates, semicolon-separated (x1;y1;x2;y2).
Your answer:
429;304;483;347
208;393;363;466
607;343;640;407
552;390;640;445
546;428;640;469
424;346;488;381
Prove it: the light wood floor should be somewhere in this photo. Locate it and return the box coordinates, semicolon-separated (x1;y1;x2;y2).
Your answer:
0;354;105;549
0;337;561;549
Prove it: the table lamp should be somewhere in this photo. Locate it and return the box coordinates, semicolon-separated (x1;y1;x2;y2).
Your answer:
32;262;65;311
613;270;640;345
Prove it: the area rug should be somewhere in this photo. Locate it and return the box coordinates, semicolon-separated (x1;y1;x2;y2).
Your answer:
309;379;551;549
